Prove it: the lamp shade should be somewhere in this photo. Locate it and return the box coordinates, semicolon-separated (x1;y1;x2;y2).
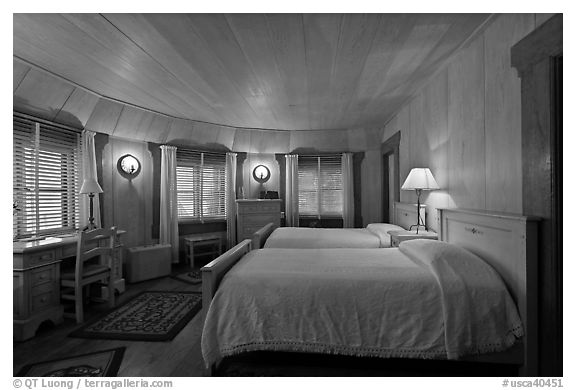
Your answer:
80;178;103;194
401;168;440;191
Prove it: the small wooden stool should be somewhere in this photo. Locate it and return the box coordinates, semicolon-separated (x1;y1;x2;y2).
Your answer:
183;233;223;268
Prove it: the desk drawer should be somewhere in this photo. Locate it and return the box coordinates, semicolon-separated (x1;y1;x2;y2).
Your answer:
23;250;56;268
31;290;57;312
61;243;77;258
31;266;56;287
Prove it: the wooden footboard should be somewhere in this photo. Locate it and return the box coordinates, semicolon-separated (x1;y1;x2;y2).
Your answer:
252;223;276;249
201;239;252;377
201;239;252;316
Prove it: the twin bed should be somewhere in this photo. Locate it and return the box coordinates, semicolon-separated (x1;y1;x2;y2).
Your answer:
200;207;538;376
253;202;423;249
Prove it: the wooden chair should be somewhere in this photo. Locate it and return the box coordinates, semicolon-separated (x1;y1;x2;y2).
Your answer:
61;227;117;324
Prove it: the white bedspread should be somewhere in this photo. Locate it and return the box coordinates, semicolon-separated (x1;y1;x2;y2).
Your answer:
263;227;383;248
201;244;523;367
399;239;524;359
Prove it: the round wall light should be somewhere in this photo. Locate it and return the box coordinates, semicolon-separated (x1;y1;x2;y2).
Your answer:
252;164;271;183
118;154;141;176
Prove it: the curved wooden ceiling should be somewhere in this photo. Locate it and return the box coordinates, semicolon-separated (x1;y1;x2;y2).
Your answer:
13;13;490;131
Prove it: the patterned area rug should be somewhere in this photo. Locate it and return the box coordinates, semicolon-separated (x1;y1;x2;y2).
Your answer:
171;269;202;285
69;291;202;341
16;347;125;377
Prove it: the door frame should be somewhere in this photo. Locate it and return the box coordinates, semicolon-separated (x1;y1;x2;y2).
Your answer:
381;131;401;223
511;13;562;376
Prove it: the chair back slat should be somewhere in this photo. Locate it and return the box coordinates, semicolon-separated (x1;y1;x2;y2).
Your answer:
76;227;117;278
81;247;112;262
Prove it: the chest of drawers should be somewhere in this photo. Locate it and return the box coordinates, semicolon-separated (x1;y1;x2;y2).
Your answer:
236;199;281;242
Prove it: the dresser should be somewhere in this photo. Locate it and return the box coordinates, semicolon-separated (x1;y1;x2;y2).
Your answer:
236;199;282;242
13;231;125;341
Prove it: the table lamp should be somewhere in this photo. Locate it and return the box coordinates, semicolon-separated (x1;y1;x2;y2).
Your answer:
80;178;103;231
401;168;439;234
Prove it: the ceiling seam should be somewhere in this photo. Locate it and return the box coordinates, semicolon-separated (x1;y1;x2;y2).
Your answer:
111;105;126;136
338;15;383;123
224;15;279;125
263;14;299;128
189;15;269;128
98;13;218;119
13;66;31;93
51;86;76;123
301;14;311;130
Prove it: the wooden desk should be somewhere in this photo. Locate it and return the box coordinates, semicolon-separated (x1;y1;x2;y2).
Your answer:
13;231;126;341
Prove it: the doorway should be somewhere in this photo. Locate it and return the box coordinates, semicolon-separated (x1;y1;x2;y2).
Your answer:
511;14;562;376
381;131;401;223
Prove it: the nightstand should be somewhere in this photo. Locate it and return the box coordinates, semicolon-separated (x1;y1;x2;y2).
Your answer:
389;230;438;247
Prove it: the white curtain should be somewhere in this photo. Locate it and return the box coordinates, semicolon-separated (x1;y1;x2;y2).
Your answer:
285;154;299;227
225;152;237;248
80;130;101;228
160;145;179;263
342;152;354;228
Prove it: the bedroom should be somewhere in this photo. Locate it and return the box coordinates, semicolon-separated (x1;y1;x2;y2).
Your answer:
12;12;562;378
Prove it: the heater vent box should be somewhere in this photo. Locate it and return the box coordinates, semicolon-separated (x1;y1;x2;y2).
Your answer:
126;244;171;283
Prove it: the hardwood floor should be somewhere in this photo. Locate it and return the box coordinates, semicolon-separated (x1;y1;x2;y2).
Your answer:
13;266;207;377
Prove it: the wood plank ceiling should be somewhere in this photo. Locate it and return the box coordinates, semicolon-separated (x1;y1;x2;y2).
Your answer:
13;13;490;131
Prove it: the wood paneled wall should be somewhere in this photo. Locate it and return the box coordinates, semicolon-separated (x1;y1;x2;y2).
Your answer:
100;136;154;249
378;14;546;232
242;154;281;199
361;150;382;226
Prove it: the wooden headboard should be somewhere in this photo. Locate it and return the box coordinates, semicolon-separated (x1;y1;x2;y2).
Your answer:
437;208;539;375
394;202;426;230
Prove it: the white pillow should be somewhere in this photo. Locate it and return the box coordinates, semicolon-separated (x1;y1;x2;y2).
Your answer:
365;223;405;247
398;239;485;269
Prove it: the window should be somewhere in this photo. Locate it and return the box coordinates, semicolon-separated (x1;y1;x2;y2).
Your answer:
298;155;343;218
176;149;226;221
13;113;82;238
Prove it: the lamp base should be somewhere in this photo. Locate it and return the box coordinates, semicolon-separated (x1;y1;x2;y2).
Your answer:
408;224;427;234
410;189;426;234
82;193;98;231
82;222;98;232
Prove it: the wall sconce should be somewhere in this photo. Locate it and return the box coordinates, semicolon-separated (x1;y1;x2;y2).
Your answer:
252;164;271;183
118;154;141;176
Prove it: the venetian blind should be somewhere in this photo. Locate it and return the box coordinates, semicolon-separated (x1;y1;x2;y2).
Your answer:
297;155;343;217
13;113;82;238
176;149;226;221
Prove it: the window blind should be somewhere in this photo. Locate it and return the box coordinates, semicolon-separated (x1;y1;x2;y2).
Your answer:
13;113;82;238
297;155;343;217
176;149;226;221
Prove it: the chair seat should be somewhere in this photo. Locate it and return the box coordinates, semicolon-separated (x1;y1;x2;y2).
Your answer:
61;264;110;280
